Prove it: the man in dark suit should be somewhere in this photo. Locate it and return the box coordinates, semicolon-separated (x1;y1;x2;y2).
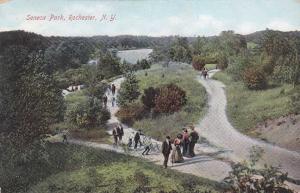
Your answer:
161;136;172;168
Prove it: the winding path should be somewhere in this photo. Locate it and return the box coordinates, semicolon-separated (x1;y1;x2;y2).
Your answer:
69;68;300;191
197;70;300;181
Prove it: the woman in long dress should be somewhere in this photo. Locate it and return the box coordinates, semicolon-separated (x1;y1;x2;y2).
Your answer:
172;136;184;163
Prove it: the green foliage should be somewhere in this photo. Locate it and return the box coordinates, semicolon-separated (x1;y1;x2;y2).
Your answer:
141;87;159;109
97;51;122;78
213;71;295;135
0;47;64;147
192;55;206;71
169;37;192;63
67;97;110;128
154;84;187;114
224;146;292;193
243;67;267;90
117;71;140;107
133;64;207;140
226;52;252;81
290;87;300;114
216;53;229;70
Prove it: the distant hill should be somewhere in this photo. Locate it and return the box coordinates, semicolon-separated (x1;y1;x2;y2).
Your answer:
245;29;300;44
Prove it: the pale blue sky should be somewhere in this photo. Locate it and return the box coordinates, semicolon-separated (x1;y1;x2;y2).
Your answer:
0;0;299;36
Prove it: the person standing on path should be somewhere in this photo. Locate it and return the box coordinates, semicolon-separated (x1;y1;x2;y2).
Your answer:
111;84;116;95
134;130;142;149
112;96;116;107
182;128;190;157
189;126;199;157
103;94;108;108
112;127;119;146
118;124;124;142
162;136;172;168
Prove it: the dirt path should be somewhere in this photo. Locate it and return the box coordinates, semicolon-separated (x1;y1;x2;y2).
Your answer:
68;69;300;190
197;70;300;181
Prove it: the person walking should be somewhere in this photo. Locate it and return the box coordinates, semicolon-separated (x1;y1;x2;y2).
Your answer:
112;127;119;146
128;132;135;147
112;96;116;107
162;136;172;168
111;84;116;95
62;130;68;143
103;94;108;108
134;130;142;149
182;128;190;157
189;126;199;157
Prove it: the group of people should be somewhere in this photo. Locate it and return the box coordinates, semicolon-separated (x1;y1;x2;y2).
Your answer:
103;83;116;108
112;124;124;145
162;126;199;168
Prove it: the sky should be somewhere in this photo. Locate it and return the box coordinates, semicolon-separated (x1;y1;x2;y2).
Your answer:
0;0;299;37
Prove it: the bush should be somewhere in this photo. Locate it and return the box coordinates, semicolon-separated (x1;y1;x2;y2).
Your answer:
116;103;147;125
67;98;110;128
154;84;187;114
242;67;267;90
192;55;205;71
216;54;228;70
141;87;159;109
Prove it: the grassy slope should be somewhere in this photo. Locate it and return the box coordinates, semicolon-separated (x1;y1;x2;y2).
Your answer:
213;71;294;137
28;144;221;193
133;64;207;140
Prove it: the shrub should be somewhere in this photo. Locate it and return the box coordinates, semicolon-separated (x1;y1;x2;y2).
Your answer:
242;67;267;90
116;102;147;125
192;55;205;71
216;54;228;70
154;84;187;114
67;98;110;128
141;87;159;109
117;72;140;107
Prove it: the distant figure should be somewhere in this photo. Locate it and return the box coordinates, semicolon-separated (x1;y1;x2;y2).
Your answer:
162;136;172;168
128;132;135;147
111;84;116;95
182;128;190;157
189;126;199;157
112;127;119;146
134;130;142;149
62;131;68;143
112;96;116;107
103;94;108;108
117;124;124;142
202;68;208;79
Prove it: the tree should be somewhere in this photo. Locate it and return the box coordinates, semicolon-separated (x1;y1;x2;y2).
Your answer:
154;84;186;114
117;71;140;107
192;55;205;71
0;47;64;147
141;87;159;109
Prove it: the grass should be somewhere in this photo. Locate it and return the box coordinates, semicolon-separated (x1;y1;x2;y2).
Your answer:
132;63;207;140
205;63;217;70
213;71;295;137
26;144;222;193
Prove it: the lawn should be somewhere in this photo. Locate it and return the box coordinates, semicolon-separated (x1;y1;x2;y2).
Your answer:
204;63;217;70
213;71;295;137
27;144;221;193
133;63;207;140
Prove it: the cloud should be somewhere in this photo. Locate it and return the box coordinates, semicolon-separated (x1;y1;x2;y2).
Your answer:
267;19;299;31
235;22;259;34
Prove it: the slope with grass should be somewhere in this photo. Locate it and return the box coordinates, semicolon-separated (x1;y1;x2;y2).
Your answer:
28;144;222;193
133;63;207;140
213;71;295;137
